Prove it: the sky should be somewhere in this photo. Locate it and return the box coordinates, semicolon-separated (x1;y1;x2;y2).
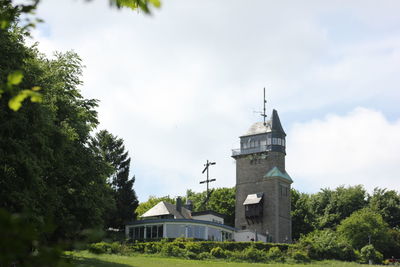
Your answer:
30;0;400;202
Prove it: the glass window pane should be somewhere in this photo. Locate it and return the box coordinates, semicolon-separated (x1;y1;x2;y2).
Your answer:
146;226;151;239
158;225;163;238
152;225;157;238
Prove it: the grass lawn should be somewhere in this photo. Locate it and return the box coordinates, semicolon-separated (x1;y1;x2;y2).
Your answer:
69;251;380;267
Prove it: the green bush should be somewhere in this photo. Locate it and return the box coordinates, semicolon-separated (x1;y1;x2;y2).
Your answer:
160;243;185;257
198;252;213;260
288;249;310;263
360;245;383;264
241;246;267;262
144;242;161;254
88;242;110;254
210;247;227;258
266;247;284;262
110;242;122;254
184;242;202;254
298;229;356;261
184;251;198;260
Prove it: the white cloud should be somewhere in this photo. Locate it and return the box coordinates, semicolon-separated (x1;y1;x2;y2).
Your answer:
288;107;400;192
27;0;400;201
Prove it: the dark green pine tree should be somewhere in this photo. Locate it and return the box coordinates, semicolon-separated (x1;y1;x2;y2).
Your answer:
90;130;139;229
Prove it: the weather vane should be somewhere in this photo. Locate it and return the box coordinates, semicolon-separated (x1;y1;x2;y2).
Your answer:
199;160;216;209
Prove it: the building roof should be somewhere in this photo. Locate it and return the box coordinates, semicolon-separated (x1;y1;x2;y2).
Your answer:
191;210;226;219
243;193;264;205
242;109;286;137
141;201;192;219
264;166;293;183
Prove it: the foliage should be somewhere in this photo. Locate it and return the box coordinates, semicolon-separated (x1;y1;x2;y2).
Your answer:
360;245;383;264
209;246;227;258
287;248;311;263
309;185;368;229
185;187;236;226
291;188;315;240
337;208;391;253
266;247;284;262
0;209;70;266
368;188;400;229
90;130;139;229
298;229;356;261
0;22;116;243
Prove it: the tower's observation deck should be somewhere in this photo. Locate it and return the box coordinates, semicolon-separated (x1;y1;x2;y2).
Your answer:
232;109;286;157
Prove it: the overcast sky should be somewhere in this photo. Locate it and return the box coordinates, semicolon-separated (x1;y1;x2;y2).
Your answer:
31;0;400;202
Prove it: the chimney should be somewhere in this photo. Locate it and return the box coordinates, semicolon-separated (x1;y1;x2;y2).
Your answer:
176;197;182;212
185;199;193;211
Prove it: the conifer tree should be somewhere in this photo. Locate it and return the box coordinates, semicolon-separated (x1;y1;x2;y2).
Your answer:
90;130;139;229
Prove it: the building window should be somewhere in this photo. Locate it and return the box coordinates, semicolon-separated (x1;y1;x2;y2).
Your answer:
151;225;158;238
267;138;271;145
146;226;152;239
260;140;267;147
273;138;278;145
280;185;289;197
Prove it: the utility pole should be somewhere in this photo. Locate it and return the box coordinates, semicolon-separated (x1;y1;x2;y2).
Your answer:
199;160;216;209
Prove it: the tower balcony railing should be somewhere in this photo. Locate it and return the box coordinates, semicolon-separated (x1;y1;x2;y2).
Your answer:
232;145;269;156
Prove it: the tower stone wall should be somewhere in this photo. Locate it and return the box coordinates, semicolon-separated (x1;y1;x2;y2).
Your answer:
233;110;292;243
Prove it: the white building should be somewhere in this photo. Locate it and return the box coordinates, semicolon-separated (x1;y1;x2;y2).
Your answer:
125;199;266;242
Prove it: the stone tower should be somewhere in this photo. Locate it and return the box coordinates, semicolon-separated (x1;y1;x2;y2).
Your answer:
232;109;292;243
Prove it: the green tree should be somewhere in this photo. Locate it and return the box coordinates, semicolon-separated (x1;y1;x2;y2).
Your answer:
368;188;400;228
185;187;236;226
337;208;391;253
0;24;114;242
90;130;139;229
309;185;367;229
206;187;235;226
291;189;315;240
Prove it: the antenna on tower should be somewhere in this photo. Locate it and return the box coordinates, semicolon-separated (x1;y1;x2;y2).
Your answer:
262;87;267;125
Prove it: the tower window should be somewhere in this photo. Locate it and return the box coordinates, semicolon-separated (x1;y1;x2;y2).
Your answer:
282;139;285;146
273;138;278;145
267;138;271;145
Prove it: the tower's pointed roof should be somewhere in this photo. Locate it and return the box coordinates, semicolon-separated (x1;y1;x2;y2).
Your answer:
271;109;286;135
241;109;286;137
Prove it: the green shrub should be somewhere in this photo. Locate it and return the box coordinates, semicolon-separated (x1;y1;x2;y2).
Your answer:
298;229;356;261
266;247;284;262
198;252;213;260
288;249;310;263
184;242;202;254
360;244;383;264
241;246;267;262
144;242;161;254
210;246;227;258
88;242;110;254
184;251;198;260
160;243;185;257
110;242;122;254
